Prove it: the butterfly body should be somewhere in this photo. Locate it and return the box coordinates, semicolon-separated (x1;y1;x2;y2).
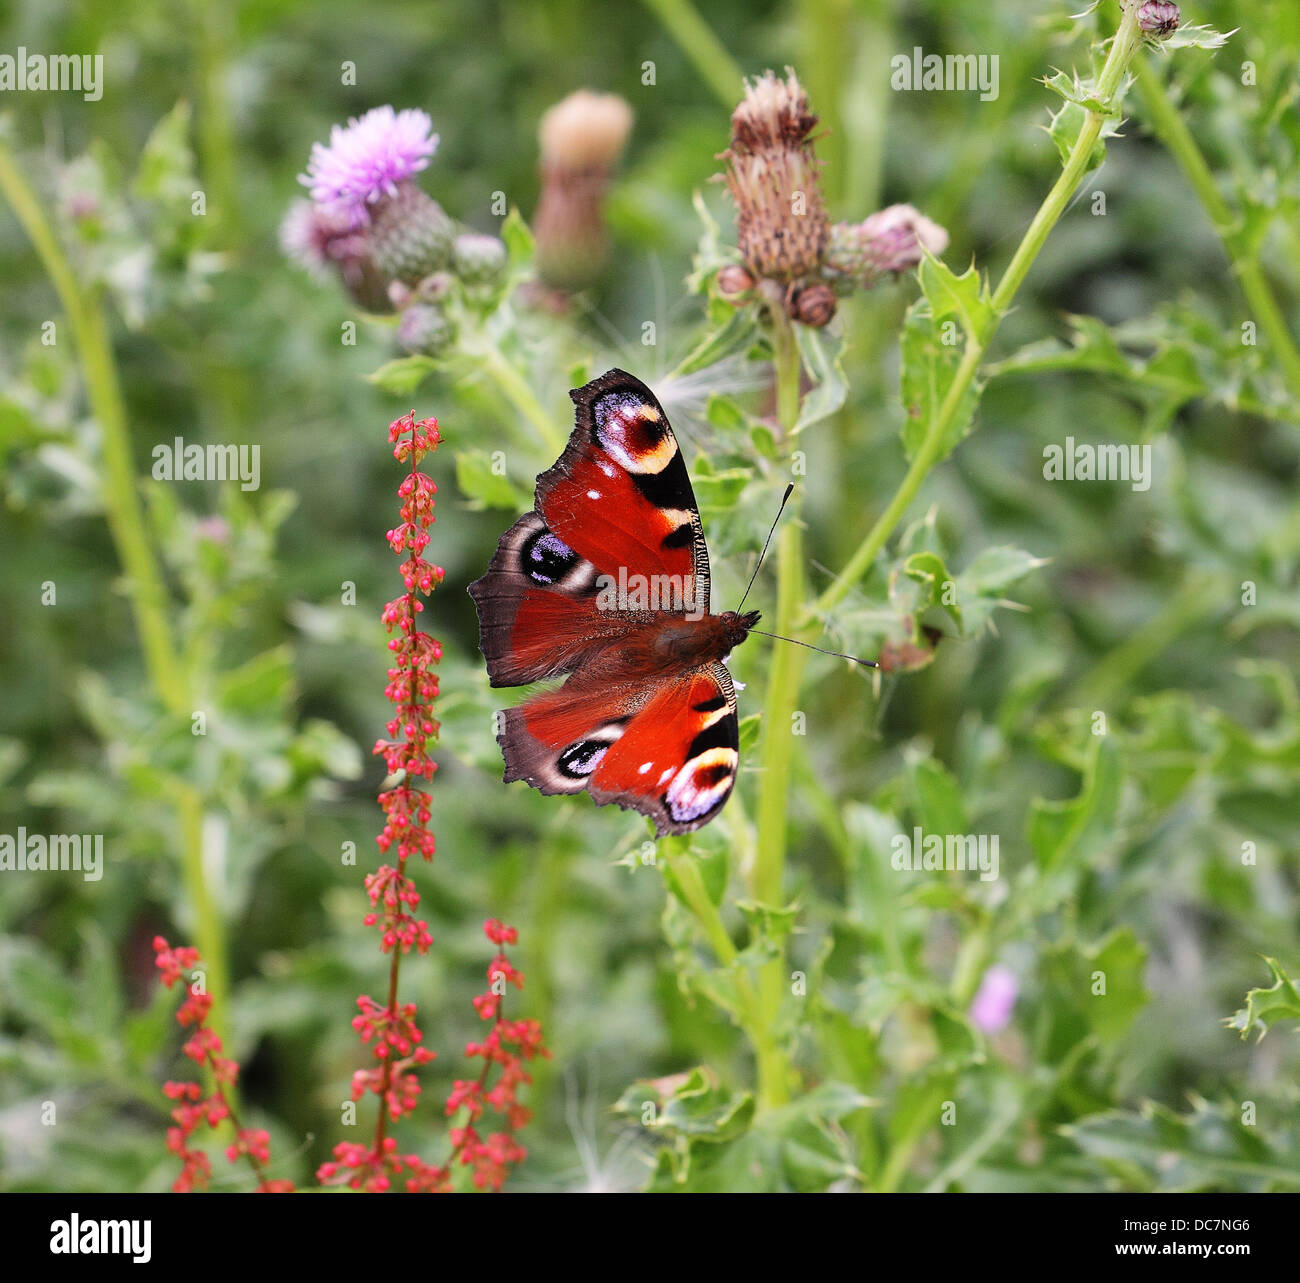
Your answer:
469;369;755;835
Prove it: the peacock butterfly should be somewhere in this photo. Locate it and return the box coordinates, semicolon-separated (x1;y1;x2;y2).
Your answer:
468;368;760;835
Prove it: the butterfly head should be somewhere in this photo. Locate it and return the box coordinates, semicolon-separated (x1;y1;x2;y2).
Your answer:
720;609;762;650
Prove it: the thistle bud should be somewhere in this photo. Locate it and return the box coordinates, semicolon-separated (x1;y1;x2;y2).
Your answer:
415;271;456;303
1136;1;1180;37
280;198;390;312
716;264;756;302
533;90;634;292
397;302;455;357
368;182;456;285
788;281;837;328
718;69;829;282
823;204;949;292
452;232;508;286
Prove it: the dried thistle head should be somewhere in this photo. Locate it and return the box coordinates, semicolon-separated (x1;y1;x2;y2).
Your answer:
718;68;829;283
538;90;634;172
729;68;819;155
533;90;634;292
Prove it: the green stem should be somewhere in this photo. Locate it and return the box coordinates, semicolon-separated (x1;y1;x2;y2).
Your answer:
478;347;566;455
640;0;745;109
661;842;768;1050
746;297;809;1111
1132;56;1300;402
662;842;739;968
811;5;1146;621
193;0;241;244
0;138;230;1045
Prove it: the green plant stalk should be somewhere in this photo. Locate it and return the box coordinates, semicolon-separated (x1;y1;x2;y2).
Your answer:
811;5;1146;621
193;0;241;244
800;0;853;210
662;840;739;968
750;522;806;1112
746;298;809;1111
660;841;769;1059
1132;56;1300;402
640;0;745;109
861;3;1147;1189
0;139;231;1047
478;346;566;456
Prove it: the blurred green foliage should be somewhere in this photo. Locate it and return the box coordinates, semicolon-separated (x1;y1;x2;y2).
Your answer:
1;0;1298;1193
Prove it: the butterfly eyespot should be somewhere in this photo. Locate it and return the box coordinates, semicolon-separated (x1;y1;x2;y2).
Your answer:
592;390;676;476
665;747;737;824
557;739;611;779
521;528;578;585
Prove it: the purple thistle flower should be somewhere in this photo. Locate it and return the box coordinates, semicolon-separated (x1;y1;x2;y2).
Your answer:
969;965;1018;1034
300;106;439;227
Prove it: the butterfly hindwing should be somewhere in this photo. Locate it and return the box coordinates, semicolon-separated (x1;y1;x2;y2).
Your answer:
498;661;739;836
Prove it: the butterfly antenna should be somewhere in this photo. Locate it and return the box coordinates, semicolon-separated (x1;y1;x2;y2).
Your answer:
749;628;878;668
736;483;794;612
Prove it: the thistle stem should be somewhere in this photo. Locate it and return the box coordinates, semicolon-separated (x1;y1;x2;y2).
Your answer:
478;346;566;456
810;4;1145;622
1132;55;1300;403
639;0;745;109
0;137;230;1048
743;295;809;1111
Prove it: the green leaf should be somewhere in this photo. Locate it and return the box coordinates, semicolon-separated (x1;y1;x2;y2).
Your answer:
899;297;984;462
907;754;969;836
633;1071;869;1192
132;101;195;205
1064;1097;1300;1192
0;939;80;1030
216;646;294;713
1026;736;1122;911
1227;957;1300;1042
616;1066;754;1141
691;459;750;515
500;206;535;268
793;325;848;434
1042;71;1122;173
1161;24;1236;51
674;310;757;377
917;255;994;342
367;355;438;397
1047;927;1150;1046
953;545;1047;635
903;550;962;631
734;898;798;943
455;447;531;510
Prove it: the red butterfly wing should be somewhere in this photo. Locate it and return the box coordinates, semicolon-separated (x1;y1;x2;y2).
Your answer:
538;369;710;603
468;510;633;687
468;369;708;687
498;661;739;836
472;368;742;834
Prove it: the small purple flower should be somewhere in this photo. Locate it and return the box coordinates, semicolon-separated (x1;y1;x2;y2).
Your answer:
969;965;1018;1034
279;198;357;276
299;106;439;227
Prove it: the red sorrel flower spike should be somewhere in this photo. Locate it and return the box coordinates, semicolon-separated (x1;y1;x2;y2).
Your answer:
153;936;293;1193
313;411;545;1194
